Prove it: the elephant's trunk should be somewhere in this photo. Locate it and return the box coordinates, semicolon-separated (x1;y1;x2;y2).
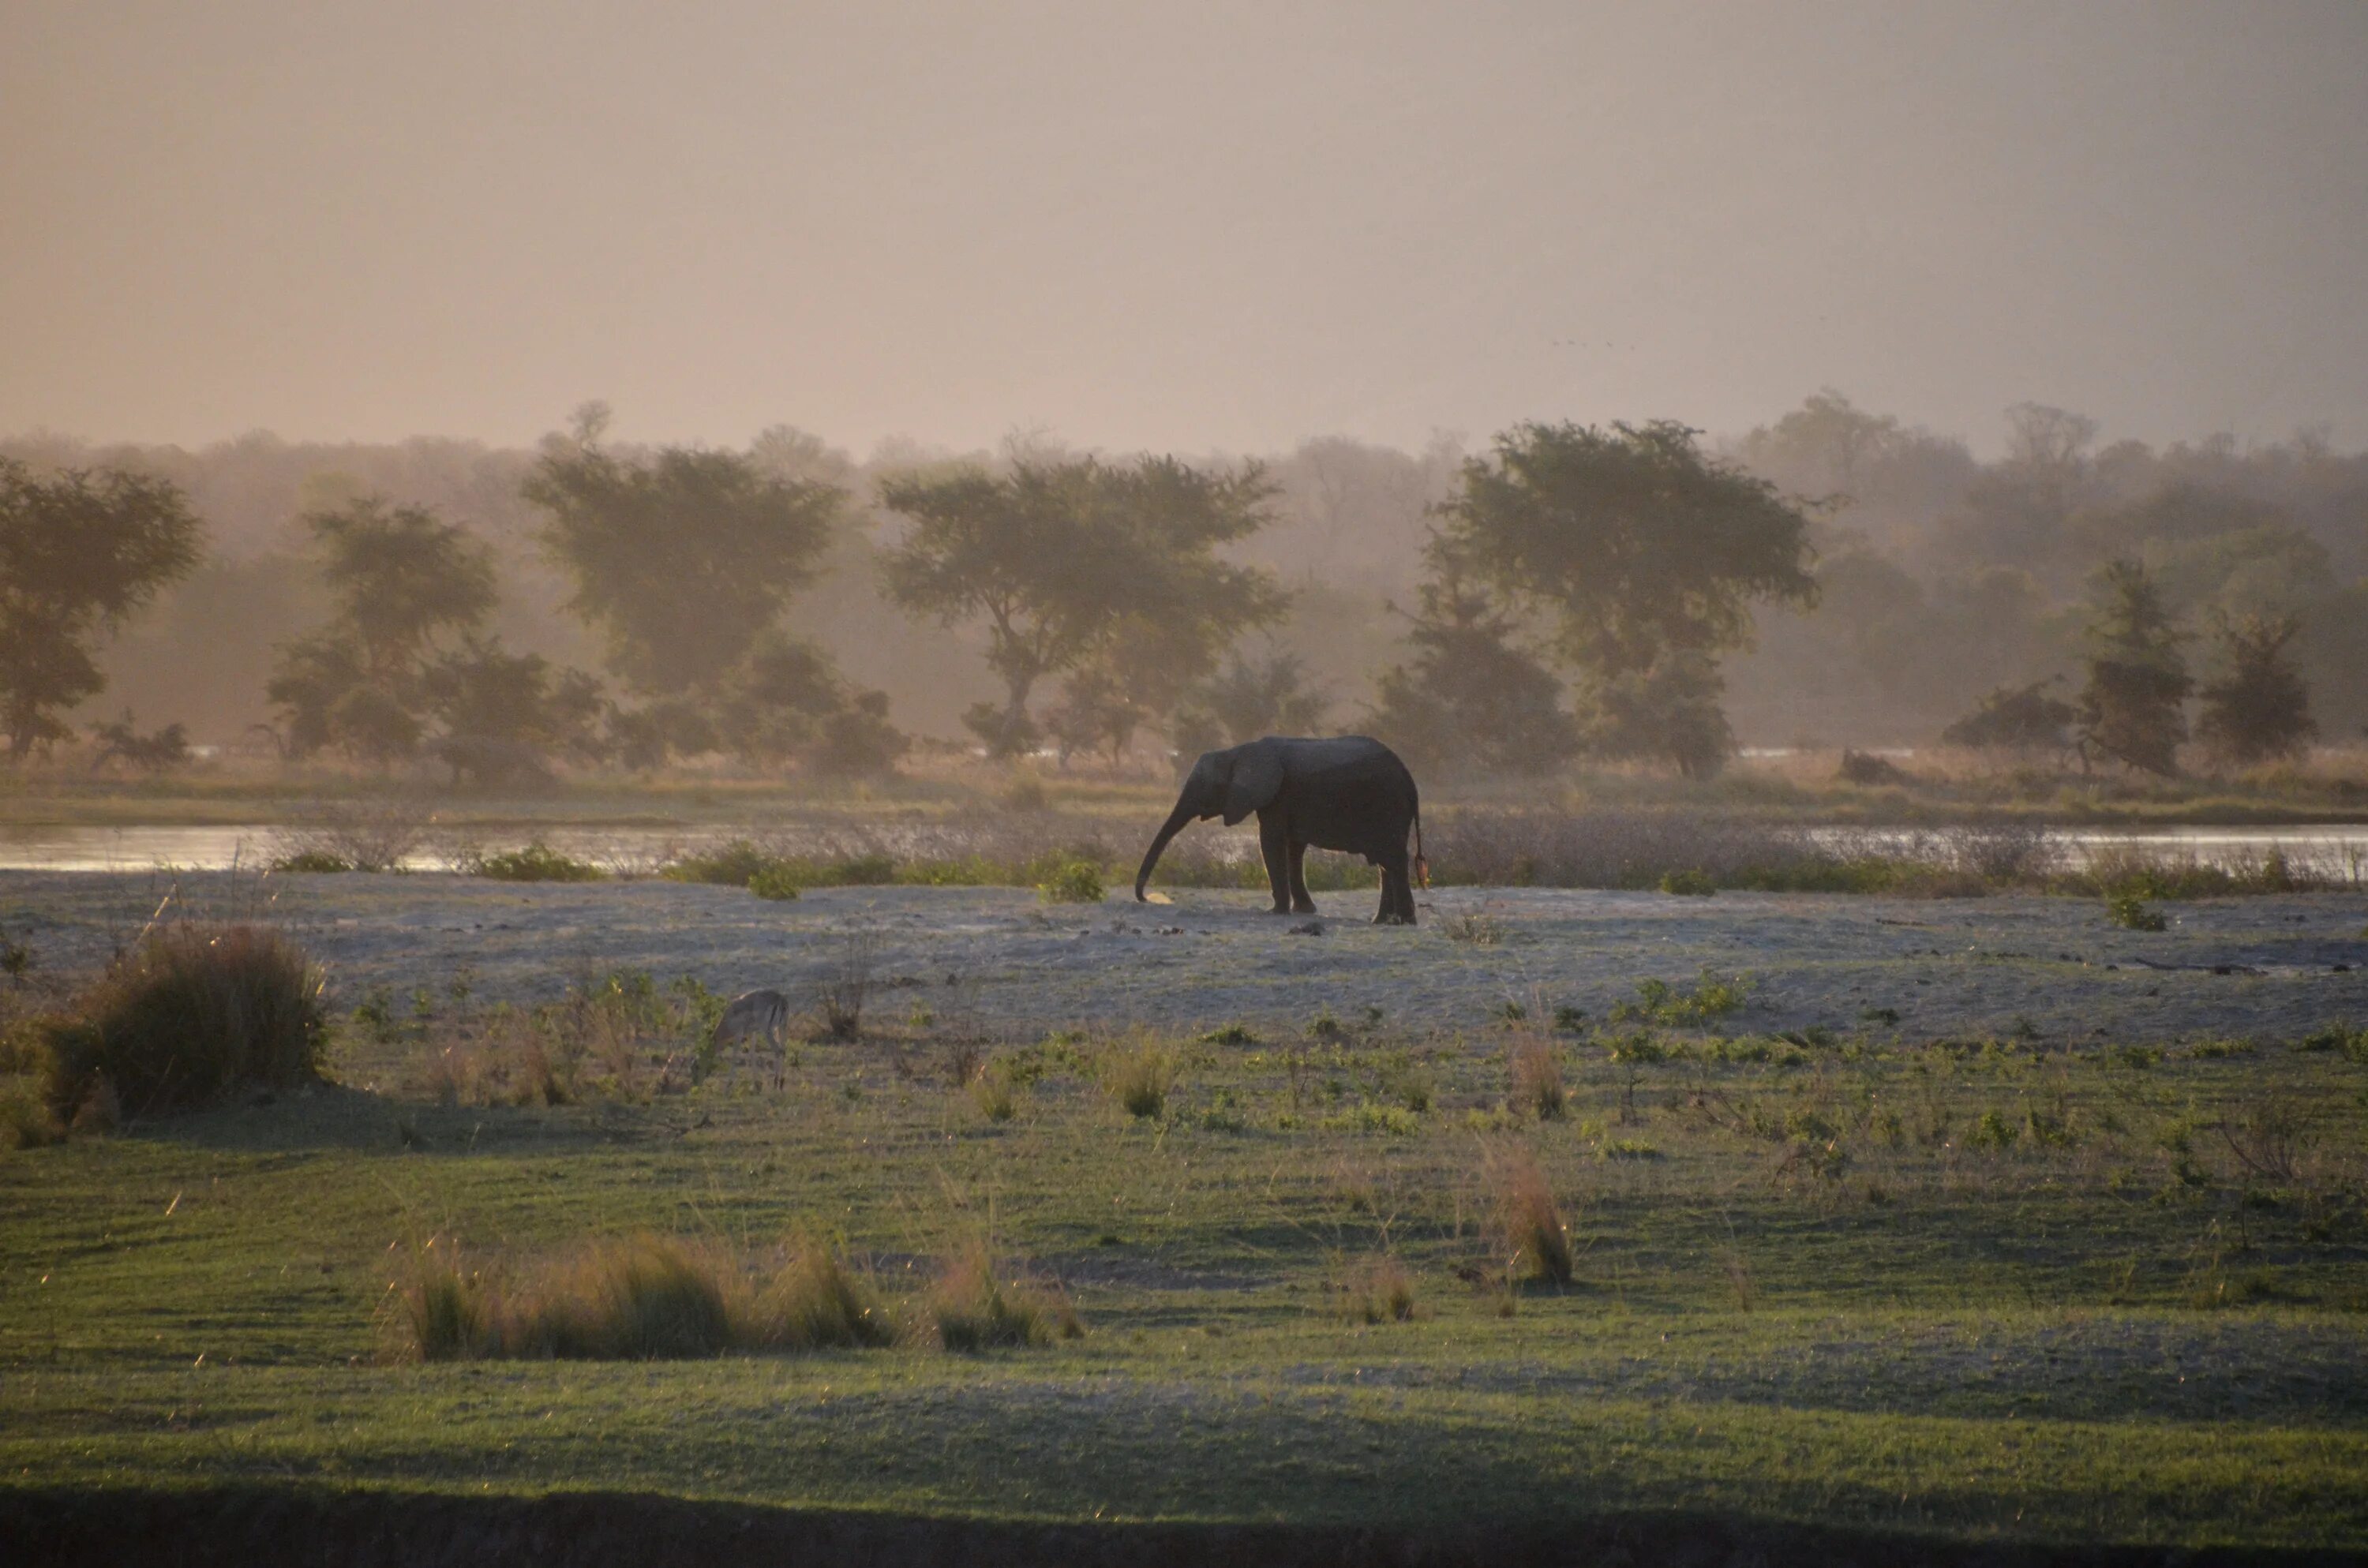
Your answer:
1134;801;1194;900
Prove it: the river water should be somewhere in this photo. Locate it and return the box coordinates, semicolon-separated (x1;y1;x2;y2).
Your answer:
0;821;2363;877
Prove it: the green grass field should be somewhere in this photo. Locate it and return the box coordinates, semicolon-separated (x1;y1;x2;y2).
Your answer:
6;915;2368;1560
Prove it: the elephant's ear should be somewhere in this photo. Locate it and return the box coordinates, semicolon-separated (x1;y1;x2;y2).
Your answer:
1220;746;1285;825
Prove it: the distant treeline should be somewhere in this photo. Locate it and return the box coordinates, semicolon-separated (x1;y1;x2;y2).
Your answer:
1;392;2361;773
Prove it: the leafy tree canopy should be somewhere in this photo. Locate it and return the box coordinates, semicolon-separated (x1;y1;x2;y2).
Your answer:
526;435;841;695
1439;420;1818;677
1366;536;1581;778
879;454;1286;754
2198;612;2314;768
308;497;497;677
0;459;204;757
2077;559;2192;777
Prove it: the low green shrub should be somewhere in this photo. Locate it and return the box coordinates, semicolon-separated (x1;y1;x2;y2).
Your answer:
43;923;326;1117
665;840;781;887
1659;867;1716;896
1613;970;1751;1027
272;849;354;874
1;1076;64;1151
1036;859;1106;904
969;1065;1021;1122
473;842;605;883
2106;891;2168;932
747;866;803;901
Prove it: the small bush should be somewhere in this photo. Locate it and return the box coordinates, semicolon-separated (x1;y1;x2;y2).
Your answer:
1509;1037;1566;1121
44;924;326;1117
1201;1023;1261;1046
929;1242;1073;1351
2106;891;2168;932
1493;1150;1574;1285
1106;1039;1173;1118
272;849;354;874
1;1077;65;1151
1966;1109;2020;1152
1338;1255;1417;1323
1658;868;1716;896
2298;1024;2368;1064
1600;1139;1662;1161
1613;970;1751;1027
1443;911;1504;945
1321;1102;1420;1136
472;842;605;883
1036;859;1106;904
969;1066;1021;1122
665;840;783;887
747;866;803;901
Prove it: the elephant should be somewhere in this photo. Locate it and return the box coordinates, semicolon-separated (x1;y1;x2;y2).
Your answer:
1134;735;1426;925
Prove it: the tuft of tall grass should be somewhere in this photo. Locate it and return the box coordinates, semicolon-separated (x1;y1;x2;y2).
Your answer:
1105;1038;1173;1119
753;1237;897;1350
1491;1149;1575;1285
927;1241;1075;1351
1508;1036;1565;1121
400;1232;891;1361
969;1065;1021;1122
43;923;325;1119
1337;1254;1417;1323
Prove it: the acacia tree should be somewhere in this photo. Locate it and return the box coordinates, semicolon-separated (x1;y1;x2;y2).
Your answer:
1434;421;1816;776
266;498;500;762
1942;679;2078;754
526;435;840;696
525;425;903;773
2076;559;2191;776
1366;535;1580;777
0;459;204;758
879;455;1286;756
2197;612;2314;766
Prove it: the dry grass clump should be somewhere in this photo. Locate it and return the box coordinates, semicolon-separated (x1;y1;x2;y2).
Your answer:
1491;1148;1575;1285
969;1065;1022;1121
1337;1254;1417;1324
1508;1036;1566;1121
1104;1037;1174;1119
400;1232;891;1361
42;923;325;1120
927;1241;1080;1351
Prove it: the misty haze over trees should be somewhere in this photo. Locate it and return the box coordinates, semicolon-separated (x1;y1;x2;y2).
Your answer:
2;388;2362;783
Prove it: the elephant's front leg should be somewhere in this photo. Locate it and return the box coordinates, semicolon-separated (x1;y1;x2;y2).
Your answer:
1256;811;1294;914
1286;839;1317;915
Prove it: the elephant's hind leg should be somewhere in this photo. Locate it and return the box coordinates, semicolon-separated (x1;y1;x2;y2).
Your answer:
1374;855;1416;925
1286;840;1317;915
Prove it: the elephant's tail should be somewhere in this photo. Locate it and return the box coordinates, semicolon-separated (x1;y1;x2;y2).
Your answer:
1411;805;1429;889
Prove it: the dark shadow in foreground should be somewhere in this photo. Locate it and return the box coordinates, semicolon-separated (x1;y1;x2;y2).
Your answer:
3;1485;2352;1568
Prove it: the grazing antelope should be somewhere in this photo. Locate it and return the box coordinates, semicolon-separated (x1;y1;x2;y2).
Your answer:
714;989;791;1055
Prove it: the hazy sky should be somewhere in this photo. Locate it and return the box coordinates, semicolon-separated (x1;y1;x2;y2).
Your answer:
6;1;2366;456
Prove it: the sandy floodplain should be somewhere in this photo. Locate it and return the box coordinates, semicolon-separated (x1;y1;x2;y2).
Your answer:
5;870;2363;1045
